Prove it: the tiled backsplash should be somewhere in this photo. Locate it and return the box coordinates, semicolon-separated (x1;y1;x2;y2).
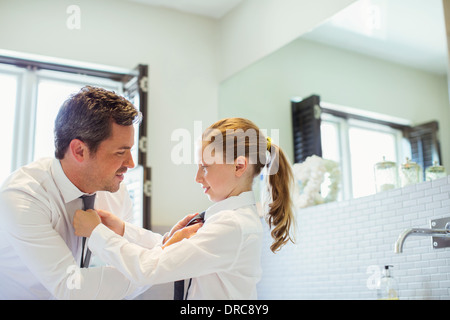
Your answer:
257;175;450;300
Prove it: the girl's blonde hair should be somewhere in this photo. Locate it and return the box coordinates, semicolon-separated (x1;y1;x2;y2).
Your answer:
203;117;295;252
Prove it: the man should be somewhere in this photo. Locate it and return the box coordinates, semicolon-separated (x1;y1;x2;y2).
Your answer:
0;86;192;299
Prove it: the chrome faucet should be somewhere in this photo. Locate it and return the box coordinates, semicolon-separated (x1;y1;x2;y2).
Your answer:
394;222;450;253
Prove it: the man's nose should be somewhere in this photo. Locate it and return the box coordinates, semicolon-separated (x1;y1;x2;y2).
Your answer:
125;150;135;169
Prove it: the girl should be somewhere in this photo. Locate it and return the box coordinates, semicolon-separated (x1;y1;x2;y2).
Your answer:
74;117;295;299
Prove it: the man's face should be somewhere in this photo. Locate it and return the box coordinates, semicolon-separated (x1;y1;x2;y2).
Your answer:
84;122;135;193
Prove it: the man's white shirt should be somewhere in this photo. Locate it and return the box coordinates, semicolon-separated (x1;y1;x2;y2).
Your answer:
0;158;159;299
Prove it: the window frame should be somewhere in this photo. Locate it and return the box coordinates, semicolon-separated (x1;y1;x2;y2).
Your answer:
320;113;351;199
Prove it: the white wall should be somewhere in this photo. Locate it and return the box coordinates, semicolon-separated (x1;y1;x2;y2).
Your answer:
219;37;450;171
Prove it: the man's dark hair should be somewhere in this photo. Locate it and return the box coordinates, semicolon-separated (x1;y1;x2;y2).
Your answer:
54;86;141;159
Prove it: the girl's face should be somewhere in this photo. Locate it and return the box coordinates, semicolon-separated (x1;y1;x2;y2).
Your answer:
195;143;248;202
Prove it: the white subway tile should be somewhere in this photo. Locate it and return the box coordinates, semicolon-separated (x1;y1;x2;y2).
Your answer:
258;177;450;300
433;192;449;202
426;201;442;211
432;177;448;188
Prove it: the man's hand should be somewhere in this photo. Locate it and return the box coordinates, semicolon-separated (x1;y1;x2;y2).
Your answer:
96;209;125;236
162;223;203;249
73;209;101;237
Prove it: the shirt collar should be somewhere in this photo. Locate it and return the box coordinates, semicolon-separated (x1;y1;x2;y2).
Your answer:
50;158;85;204
205;191;256;220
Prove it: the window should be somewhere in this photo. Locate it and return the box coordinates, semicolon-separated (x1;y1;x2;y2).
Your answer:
292;95;442;200
33;71;121;161
321;114;403;199
0;52;150;229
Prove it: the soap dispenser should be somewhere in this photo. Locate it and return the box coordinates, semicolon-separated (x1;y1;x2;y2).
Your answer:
377;265;399;300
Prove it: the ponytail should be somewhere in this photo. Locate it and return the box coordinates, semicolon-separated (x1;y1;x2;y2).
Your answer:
266;143;295;253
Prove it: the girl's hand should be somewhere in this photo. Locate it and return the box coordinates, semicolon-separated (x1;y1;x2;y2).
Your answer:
73;209;101;237
162;223;203;249
96;209;125;236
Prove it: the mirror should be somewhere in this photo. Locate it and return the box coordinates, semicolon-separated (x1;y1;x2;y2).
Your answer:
303;0;447;75
218;0;450;202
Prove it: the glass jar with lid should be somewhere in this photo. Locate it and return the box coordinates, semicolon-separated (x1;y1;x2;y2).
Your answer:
374;156;398;192
400;157;422;187
425;161;447;181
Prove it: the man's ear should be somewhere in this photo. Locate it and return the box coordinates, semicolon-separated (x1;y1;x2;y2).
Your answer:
68;139;88;163
235;156;248;177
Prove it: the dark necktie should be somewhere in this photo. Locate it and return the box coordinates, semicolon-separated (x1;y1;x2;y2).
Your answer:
80;194;96;268
173;211;205;300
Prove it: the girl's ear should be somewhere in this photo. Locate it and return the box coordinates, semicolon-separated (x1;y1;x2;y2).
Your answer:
235;156;248;177
69;139;88;163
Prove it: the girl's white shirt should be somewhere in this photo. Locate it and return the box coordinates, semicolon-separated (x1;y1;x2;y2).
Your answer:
89;191;263;299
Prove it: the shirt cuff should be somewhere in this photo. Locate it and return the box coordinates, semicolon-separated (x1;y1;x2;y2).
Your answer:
123;221;149;243
123;221;137;242
123;221;164;248
89;223;116;254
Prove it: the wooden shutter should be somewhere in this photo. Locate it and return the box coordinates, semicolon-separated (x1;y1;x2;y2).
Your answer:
291;95;322;163
404;121;442;179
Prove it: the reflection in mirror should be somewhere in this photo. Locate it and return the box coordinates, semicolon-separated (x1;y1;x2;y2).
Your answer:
219;0;450;203
303;0;447;75
303;0;447;74
297;0;448;200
